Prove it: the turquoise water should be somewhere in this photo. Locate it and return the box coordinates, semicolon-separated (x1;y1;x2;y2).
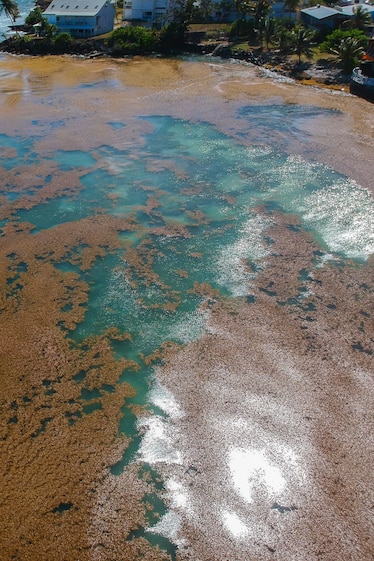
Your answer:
2;109;373;556
10;114;374;259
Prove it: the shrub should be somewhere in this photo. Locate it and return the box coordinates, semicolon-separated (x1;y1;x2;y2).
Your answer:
320;28;368;53
158;22;184;49
53;32;73;53
106;26;159;54
12;35;32;52
229;18;255;40
330;37;365;73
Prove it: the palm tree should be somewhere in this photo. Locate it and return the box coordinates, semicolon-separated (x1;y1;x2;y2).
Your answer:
249;0;272;27
330;36;365;73
274;26;294;54
343;5;372;32
262;16;278;50
291;26;316;64
0;0;19;24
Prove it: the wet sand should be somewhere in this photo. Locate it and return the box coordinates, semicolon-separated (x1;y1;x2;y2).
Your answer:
0;54;373;561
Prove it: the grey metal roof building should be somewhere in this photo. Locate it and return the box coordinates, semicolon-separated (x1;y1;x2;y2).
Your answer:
44;0;115;36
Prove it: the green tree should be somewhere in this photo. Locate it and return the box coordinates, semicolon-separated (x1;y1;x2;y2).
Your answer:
291;26;316;64
330;36;365;73
254;16;265;46
25;6;58;38
0;0;19;24
319;28;368;53
343;5;372;31
229;17;254;39
262;16;278;50
275;27;294;53
249;0;272;27
248;0;272;44
44;22;57;39
166;0;197;45
25;7;44;26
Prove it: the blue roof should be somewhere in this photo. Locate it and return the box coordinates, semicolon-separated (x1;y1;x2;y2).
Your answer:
301;6;339;20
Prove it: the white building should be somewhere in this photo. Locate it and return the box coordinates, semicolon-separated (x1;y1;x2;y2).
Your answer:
123;0;238;24
301;2;374;31
123;0;168;23
123;0;295;25
44;0;115;37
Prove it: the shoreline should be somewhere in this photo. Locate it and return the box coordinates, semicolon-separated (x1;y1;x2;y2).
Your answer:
0;53;372;192
0;35;352;93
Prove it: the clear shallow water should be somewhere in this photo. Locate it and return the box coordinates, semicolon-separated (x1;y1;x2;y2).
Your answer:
1;107;373;556
237;104;340;146
11;115;374;260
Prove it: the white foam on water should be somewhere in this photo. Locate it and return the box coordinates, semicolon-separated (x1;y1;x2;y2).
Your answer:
221;509;250;539
102;156;132;176
259;67;296;84
148;380;183;420
216;213;273;296
137;415;182;465
298;287;314;300
146;510;187;547
314;252;338;268
298;180;374;260
275;154;319;196
165;478;193;515
273;155;374;261
165;309;210;344
102;265;139;317
102;263;207;347
143;284;166;302
229;447;286;504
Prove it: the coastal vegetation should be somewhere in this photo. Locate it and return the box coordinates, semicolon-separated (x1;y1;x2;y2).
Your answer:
106;25;159;54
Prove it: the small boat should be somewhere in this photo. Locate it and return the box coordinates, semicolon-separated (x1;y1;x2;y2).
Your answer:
350;38;374;101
